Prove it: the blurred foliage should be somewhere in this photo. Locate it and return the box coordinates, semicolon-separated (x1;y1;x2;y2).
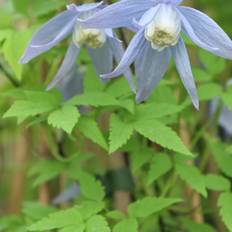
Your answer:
0;0;232;232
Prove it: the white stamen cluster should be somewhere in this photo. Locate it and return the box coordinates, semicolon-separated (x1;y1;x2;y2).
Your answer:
73;24;106;49
145;4;181;51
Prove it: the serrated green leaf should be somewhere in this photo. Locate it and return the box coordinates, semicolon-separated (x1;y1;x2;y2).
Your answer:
135;103;181;121
28;208;83;231
3;91;60;122
78;171;105;202
48;105;80;134
113;218;138;232
109;114;134;153
135;120;192;156
204;174;230;192
175;162;207;197
86;215;110;232
218;192;232;232
68;92;119;107
128;197;181;218
119;99;135;113
77;201;105;220
78;117;108;150
147;153;172;185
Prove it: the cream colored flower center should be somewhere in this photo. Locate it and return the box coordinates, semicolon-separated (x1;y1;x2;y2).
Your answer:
145;4;181;51
73;25;106;49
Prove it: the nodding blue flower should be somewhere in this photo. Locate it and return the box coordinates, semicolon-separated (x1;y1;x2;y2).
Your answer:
57;64;83;101
20;2;135;92
81;0;232;109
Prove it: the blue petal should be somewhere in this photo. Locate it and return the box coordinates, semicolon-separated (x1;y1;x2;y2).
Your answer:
171;38;199;109
179;6;232;59
88;39;113;76
177;9;219;53
101;28;146;79
58;65;83;101
161;0;183;4
137;5;160;27
47;42;80;90
75;2;103;12
20;10;77;64
109;37;136;93
79;0;155;29
135;43;171;103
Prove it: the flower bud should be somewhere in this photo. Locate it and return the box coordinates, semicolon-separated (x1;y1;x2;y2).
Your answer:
145;4;181;51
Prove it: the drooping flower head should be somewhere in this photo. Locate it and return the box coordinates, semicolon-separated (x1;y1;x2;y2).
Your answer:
20;2;135;92
81;0;232;109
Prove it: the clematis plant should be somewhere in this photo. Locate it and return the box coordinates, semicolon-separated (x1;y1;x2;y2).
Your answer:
81;0;232;109
20;2;135;92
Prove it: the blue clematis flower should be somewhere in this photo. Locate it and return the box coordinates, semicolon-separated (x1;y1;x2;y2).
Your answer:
81;0;232;109
20;2;135;92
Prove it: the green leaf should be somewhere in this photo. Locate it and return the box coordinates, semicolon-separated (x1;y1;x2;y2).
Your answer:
175;162;207;197
109;114;134;153
48;105;80;134
3;29;32;80
204;174;230;192
199;50;225;75
0;29;11;43
3;91;60;122
197;83;222;101
128;197;181;218
192;68;213;82
77;201;105;220
29;161;65;187
147;153;172;185
78;171;105;202
28;208;84;231
130;146;153;172
222;92;232;111
134;120;192;156
68;92;119;107
181;218;216;232
12;0;66;16
113;218;138;232
106;211;126;221
226;145;232;153
135;103;181;121
105;78;131;98
31;0;66;16
119;99;135;113
218;192;232;232
86;215;110;232
22;202;56;221
208;140;232;177
78;117;108;150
